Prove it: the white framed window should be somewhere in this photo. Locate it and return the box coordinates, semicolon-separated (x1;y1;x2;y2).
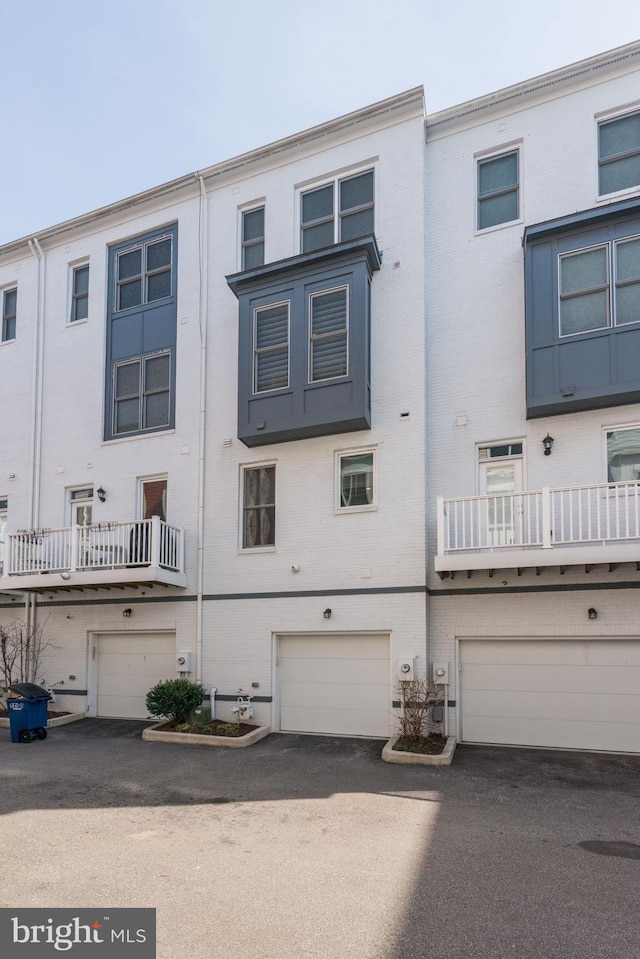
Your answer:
336;449;375;511
301;169;374;253
242;464;276;548
0;497;7;574
477;150;519;230
309;285;348;382
70;263;89;322
598;110;640;196
2;287;17;342
115;234;172;311
253;300;289;393
140;476;168;521
242;206;265;270
113;351;171;435
559;236;640;336
606;426;640;483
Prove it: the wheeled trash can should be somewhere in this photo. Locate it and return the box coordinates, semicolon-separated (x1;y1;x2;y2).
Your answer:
5;683;52;744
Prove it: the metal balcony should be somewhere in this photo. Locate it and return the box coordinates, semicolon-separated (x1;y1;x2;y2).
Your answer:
435;481;640;576
0;517;186;592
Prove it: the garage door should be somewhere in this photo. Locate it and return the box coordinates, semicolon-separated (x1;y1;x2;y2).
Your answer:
460;639;640;753
279;634;391;738
96;632;176;719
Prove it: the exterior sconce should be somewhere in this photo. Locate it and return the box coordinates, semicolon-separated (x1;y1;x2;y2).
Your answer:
588;607;597;620
97;486;106;503
323;608;332;619
542;434;554;456
123;608;132;618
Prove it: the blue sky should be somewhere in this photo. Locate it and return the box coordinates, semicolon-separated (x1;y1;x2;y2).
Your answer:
1;0;639;244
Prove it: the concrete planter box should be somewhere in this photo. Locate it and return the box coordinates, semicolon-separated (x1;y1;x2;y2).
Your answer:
142;722;271;748
382;735;457;766
0;711;85;729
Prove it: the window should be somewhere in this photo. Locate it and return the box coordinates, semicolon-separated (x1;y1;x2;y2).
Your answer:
253;301;289;393
113;352;171;435
242;207;265;269
607;427;640;482
337;451;374;509
116;234;172;311
310;287;348;381
0;497;6;574
71;264;89;322
2;288;16;341
559;236;640;336
105;225;177;441
242;466;275;548
141;478;167;521
599;111;640;196
301;170;374;253
477;151;519;230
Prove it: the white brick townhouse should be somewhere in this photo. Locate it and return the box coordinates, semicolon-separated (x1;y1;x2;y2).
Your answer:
427;41;640;753
0;88;428;737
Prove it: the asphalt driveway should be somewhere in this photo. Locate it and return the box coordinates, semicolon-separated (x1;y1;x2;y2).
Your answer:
1;720;638;959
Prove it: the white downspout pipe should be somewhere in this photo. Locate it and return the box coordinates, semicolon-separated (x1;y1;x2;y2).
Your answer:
195;174;209;686
26;236;46;675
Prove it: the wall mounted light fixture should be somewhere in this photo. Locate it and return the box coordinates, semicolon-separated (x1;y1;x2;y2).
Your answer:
542;434;554;456
323;608;332;619
123;608;132;618
588;607;597;620
97;486;106;503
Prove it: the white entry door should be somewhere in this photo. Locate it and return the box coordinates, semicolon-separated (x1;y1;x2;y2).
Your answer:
479;459;523;546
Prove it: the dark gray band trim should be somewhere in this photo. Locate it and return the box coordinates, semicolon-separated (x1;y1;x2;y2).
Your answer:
52;688;87;696
209;694;272;703
392;699;457;708
203;586;426;601
430;579;640;597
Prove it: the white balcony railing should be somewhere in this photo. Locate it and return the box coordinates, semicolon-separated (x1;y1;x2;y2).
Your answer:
7;517;184;576
437;481;640;556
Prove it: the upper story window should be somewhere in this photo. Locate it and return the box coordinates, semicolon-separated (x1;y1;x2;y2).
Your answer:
253;301;289;393
559;236;640;336
242;465;275;548
477;151;519;230
105;225;177;441
2;287;17;342
0;497;7;574
310;286;348;381
337;450;375;510
598;111;640;196
301;170;374;253
70;264;89;322
116;234;172;311
607;426;640;482
242;207;265;269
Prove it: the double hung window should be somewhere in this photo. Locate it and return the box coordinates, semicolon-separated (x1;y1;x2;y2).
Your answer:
0;497;6;573
242;465;275;548
559;236;640;336
598;111;640;196
242;207;265;269
2;288;16;341
114;352;171;435
253;301;289;393
116;235;172;311
71;264;89;322
477;151;519;230
310;286;348;381
301;170;374;253
607;427;640;483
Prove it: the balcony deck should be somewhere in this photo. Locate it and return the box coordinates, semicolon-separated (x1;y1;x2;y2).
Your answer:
435;481;640;577
0;517;187;592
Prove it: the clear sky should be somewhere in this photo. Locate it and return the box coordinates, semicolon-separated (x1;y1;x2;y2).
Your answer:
1;0;639;244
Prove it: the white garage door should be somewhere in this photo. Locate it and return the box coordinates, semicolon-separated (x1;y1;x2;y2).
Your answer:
460;639;640;753
96;632;177;719
279;634;391;738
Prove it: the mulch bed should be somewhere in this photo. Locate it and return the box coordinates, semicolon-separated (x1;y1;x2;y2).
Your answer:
0;707;70;719
155;719;259;737
392;733;447;755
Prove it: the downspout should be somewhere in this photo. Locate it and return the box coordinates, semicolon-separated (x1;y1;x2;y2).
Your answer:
26;237;46;676
194;173;209;686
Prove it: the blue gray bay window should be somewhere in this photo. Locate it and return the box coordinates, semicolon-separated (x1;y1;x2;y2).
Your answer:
228;237;380;447
105;225;177;440
525;198;640;418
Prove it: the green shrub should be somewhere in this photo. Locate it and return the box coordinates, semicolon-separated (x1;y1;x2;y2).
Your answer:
145;679;203;725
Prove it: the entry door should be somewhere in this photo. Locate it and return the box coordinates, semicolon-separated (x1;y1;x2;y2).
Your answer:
70;488;93;566
480;459;523;546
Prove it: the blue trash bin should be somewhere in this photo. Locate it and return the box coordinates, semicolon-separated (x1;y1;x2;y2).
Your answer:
6;683;51;744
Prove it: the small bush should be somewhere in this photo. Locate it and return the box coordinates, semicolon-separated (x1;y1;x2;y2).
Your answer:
145;679;203;725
